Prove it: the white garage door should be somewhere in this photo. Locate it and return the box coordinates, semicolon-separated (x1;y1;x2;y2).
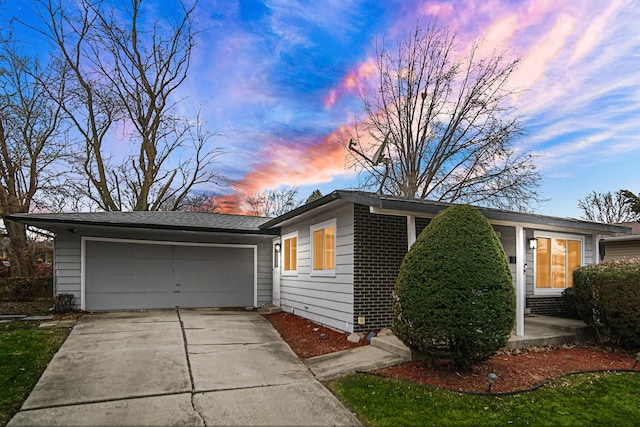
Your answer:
84;239;255;311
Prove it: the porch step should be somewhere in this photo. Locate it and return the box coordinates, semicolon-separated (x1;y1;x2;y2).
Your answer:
524;315;594;341
258;304;282;314
505;330;576;350
305;345;409;381
372;318;595;355
370;335;412;359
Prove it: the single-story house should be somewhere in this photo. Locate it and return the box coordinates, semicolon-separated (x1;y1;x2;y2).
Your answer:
601;221;640;261
9;190;630;337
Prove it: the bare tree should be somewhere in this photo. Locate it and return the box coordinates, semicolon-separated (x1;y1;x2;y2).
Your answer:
348;22;540;211
0;42;67;275
247;186;302;217
578;191;638;224
306;189;323;203
180;194;219;213
621;190;640;219
36;0;224;211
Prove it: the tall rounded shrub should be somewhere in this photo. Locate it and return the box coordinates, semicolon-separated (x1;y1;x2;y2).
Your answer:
393;205;515;367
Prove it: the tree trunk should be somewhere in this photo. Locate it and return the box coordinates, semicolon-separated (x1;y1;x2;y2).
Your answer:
3;218;35;277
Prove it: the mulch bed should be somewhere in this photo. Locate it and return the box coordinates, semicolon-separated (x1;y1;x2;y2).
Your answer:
374;345;637;393
263;311;639;393
263;312;368;359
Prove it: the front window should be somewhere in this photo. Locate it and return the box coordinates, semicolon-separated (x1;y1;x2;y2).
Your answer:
311;219;336;274
535;236;582;291
282;233;297;273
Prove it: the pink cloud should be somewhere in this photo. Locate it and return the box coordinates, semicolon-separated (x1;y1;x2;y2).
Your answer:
215;126;355;213
418;2;455;17
571;0;625;61
324;58;377;108
508;14;576;92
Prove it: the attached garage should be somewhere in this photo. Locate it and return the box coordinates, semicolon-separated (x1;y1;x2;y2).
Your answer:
83;238;256;311
7;211;277;311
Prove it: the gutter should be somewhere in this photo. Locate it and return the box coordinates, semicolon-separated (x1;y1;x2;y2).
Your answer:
6;214;279;236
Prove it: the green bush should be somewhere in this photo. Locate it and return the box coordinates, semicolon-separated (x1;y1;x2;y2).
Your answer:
53;293;77;313
572;259;640;348
393;205;515;368
0;277;53;301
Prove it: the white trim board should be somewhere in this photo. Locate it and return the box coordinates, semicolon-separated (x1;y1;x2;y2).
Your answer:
80;236;258;311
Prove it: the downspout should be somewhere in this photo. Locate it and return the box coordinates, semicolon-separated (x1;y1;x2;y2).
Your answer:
406;215;416;250
515;226;525;336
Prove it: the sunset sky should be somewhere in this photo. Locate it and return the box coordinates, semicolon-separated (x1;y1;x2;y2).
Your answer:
8;0;640;218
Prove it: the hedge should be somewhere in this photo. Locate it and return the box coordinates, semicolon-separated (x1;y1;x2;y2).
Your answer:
0;277;53;302
571;259;640;348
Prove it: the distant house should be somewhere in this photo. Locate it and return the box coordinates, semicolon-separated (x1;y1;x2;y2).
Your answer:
9;190;630;338
601;221;640;260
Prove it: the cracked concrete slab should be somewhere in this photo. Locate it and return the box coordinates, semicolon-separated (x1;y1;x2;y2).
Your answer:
10;309;362;426
22;345;191;410
190;341;312;391
194;381;361;426
8;393;203;427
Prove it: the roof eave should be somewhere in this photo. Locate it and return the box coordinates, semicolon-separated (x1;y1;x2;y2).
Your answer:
259;191;342;229
375;198;631;234
7;214;278;236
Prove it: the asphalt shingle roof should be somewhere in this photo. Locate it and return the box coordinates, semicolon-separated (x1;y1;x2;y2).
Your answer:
8;211;274;234
259;190;632;235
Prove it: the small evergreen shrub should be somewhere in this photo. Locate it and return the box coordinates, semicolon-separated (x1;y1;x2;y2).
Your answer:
572;259;640;348
53;293;77;313
393;205;515;368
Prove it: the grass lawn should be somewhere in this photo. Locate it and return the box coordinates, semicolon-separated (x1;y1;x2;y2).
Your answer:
0;321;70;426
330;371;640;427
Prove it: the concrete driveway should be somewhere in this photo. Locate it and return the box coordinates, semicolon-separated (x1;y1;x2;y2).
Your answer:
8;309;361;426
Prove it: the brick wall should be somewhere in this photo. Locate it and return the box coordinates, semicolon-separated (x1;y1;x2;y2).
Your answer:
526;295;575;318
353;204;408;332
415;217;431;236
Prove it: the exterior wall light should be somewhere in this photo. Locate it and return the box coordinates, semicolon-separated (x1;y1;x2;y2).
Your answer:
275;243;281;252
528;238;538;250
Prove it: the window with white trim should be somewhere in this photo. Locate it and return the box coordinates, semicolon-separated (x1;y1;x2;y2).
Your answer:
282;232;297;274
535;234;583;292
311;219;336;275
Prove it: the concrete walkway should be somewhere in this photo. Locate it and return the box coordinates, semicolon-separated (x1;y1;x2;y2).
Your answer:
8;309;361;427
305;344;409;381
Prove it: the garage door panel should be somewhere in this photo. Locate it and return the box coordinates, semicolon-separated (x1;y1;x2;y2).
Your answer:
85;240;255;311
86;291;178;311
88;242;174;279
84;275;175;293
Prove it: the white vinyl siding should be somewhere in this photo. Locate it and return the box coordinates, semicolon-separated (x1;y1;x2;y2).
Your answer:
54;234;82;303
279;203;354;332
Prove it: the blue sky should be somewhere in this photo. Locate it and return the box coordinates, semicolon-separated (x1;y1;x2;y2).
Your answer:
6;0;640;218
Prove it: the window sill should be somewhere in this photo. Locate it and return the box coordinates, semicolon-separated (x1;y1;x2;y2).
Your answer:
310;270;336;278
532;290;567;296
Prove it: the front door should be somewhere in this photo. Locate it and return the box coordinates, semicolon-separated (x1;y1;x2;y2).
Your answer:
272;238;281;306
